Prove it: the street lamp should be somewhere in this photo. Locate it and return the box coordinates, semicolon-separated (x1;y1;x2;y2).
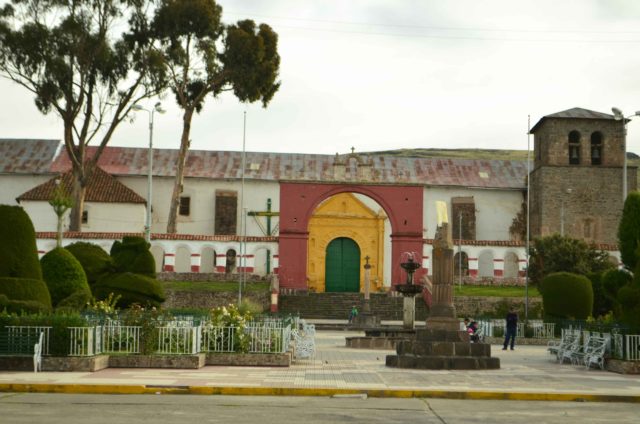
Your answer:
611;107;640;202
132;102;165;242
560;188;572;236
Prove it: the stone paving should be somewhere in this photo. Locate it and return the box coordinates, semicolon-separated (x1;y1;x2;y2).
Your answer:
0;331;639;397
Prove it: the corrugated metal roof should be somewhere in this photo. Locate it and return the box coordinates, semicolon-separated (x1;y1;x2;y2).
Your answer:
0;139;60;174
530;107;616;133
0;139;528;190
49;147;528;189
18;167;146;204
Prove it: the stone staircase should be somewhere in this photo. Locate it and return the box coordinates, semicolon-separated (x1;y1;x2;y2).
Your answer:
279;292;429;321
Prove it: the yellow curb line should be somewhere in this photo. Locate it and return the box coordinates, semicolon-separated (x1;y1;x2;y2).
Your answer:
1;383;639;403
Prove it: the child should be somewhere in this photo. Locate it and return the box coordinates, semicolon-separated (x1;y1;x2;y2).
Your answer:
348;305;358;324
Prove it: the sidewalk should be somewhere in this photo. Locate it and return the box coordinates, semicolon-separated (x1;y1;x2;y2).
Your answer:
1;331;639;402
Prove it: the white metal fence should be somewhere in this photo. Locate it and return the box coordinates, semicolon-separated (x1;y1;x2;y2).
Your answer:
7;318;298;357
68;327;96;356
103;325;141;354
6;326;52;355
157;325;201;354
624;334;640;361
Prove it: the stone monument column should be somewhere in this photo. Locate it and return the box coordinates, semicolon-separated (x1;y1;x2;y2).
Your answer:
426;221;459;331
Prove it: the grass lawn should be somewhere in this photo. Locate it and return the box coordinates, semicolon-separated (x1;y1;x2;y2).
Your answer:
453;285;541;298
162;281;270;293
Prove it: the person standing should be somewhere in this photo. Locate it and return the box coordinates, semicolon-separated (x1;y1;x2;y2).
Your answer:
503;307;518;350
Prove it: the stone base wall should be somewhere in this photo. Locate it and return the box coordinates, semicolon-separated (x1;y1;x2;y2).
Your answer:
162;289;270;310
455;297;543;319
206;352;291;367
605;359;640;374
158;272;268;283
109;354;206;369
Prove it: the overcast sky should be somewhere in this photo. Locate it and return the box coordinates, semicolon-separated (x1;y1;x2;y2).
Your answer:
4;0;640;156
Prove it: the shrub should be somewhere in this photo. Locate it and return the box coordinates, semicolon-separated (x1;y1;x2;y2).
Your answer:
65;242;113;286
208;304;252;353
529;234;613;286
0;310;87;356
541;272;593;320
110;236;155;277
93;272;165;309
618;191;640;270
0;277;52;311
0;204;42;280
41;247;91;308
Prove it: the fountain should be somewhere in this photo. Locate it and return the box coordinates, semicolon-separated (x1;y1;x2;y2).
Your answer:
395;253;423;329
386;201;500;370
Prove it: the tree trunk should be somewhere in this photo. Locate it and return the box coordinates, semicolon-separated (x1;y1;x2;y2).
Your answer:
69;174;87;232
166;107;194;233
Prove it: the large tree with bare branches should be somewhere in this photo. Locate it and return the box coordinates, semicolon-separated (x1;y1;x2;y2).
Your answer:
0;0;166;230
152;0;280;234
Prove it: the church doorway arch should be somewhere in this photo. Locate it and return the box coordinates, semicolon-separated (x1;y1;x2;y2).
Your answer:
325;237;361;292
279;182;424;291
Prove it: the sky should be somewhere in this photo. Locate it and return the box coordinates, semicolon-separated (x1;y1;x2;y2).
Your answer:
4;0;640;156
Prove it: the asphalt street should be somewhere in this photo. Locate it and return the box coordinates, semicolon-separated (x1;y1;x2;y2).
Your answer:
1;393;638;424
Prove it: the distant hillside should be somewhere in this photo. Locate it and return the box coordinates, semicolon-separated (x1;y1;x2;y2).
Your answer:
367;148;640;162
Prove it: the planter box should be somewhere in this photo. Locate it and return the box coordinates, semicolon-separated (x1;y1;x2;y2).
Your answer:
206;352;291;367
109;353;206;369
606;359;640;374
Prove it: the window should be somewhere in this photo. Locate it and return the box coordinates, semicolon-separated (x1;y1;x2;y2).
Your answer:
451;197;476;240
215;191;237;235
179;196;191;216
591;132;603;165
568;131;581;165
81;210;88;224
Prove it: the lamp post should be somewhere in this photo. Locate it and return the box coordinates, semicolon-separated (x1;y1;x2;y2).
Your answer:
132;102;165;242
611;107;640;203
560;188;572;236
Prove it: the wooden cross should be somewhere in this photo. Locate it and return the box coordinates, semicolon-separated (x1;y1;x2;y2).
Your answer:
248;198;280;236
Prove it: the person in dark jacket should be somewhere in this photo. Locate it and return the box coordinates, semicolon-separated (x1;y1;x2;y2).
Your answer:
503;307;518;350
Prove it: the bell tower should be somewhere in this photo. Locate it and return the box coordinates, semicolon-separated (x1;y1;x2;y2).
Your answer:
529;107;636;244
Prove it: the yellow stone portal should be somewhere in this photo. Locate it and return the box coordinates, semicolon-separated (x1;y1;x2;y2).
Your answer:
307;193;386;293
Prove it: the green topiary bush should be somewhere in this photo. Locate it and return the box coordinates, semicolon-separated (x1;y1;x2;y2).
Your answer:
618;191;640;270
541;272;593;320
0;205;43;280
0;277;52;311
65;242;113;286
93;272;165;309
41;247;91;308
110;236;156;277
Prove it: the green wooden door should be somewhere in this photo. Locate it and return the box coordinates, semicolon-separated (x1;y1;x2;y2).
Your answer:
325;237;360;292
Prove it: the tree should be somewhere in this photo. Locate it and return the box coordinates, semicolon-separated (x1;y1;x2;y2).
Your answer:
528;234;614;286
152;0;280;233
0;0;166;231
49;179;74;247
618;191;640;270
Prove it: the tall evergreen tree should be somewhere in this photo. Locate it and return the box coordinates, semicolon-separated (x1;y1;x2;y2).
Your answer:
618;191;640;270
0;0;166;230
152;0;281;233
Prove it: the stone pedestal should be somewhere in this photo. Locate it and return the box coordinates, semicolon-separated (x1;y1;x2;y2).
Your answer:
386;329;500;370
403;296;416;329
386;218;499;370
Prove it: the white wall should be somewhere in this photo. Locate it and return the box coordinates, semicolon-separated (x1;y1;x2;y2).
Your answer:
423;187;522;240
118;176;280;236
0;174;51;207
20;200;145;233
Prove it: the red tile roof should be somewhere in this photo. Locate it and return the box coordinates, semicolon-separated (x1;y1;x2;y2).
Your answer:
17;167;146;204
0;139;60;174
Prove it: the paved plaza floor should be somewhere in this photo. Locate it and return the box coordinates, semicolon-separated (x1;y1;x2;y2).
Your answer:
0;331;639;401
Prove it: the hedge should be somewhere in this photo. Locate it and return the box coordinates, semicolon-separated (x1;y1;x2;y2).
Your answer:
93;272;165;309
65;242;113;286
0;205;42;280
41;247;91;307
110;236;155;277
541;272;593;320
0;277;52;311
